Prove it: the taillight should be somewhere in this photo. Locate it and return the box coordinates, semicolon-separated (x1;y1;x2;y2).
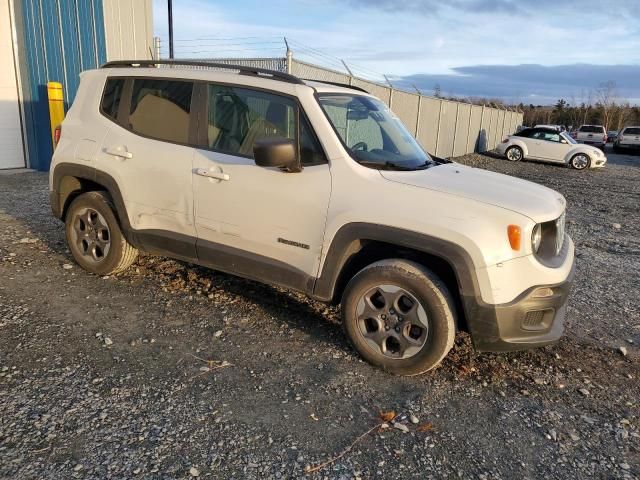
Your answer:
53;125;61;148
603;134;607;142
619;135;624;141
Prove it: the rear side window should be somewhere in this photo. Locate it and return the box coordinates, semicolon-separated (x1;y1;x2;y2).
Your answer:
624;127;640;135
129;79;193;144
515;128;534;138
579;126;605;133
101;78;125;120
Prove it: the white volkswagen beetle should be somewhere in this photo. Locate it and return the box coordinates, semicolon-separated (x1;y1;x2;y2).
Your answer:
497;127;607;170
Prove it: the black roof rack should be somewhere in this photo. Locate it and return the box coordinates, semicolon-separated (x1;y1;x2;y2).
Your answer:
100;59;305;85
303;79;369;94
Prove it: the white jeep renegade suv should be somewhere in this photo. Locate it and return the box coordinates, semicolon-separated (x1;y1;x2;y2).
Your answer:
50;60;575;375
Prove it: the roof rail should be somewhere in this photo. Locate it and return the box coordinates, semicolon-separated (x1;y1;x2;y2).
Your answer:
100;59;305;85
304;79;369;94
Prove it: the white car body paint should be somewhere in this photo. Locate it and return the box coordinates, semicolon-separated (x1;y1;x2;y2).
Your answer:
496;130;607;168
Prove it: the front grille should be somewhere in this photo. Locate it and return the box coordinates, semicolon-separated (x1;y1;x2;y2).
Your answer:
523;310;545;328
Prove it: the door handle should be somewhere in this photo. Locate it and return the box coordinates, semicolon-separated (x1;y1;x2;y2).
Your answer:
104;145;133;159
194;168;230;181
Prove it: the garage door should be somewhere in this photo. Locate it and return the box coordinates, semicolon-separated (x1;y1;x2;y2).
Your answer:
0;0;26;169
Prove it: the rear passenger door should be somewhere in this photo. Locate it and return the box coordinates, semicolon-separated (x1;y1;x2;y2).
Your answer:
191;83;331;291
95;77;198;257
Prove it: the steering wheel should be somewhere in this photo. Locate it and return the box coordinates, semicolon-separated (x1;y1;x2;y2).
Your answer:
351;142;368;152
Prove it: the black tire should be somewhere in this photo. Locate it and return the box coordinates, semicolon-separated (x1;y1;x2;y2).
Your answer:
505;146;523;162
65;191;138;275
613;145;621;153
569;153;590;170
341;259;456;376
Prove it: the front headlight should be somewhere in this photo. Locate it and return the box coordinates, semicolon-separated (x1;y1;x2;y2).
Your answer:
532;224;542;253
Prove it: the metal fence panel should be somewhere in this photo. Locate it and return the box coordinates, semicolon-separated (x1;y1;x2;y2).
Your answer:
453;103;471;157
467;105;483;153
391;90;419;135
290;59;351;84
479;106;491;152
503;111;513;139
352;78;391;105
488;108;498;150
417;97;441;153
436;101;457;158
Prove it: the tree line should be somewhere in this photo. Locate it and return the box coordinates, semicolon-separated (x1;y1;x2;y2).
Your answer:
521;81;639;130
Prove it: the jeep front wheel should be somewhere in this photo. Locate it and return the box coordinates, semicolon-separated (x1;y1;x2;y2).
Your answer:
65;191;138;275
341;259;456;376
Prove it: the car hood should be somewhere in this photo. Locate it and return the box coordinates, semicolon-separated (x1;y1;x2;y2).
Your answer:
380;163;566;223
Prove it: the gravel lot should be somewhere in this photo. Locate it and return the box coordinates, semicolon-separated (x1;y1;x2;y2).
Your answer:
0;149;638;479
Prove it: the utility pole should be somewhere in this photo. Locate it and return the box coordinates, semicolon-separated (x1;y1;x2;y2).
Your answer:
153;36;161;60
168;0;174;59
284;37;292;74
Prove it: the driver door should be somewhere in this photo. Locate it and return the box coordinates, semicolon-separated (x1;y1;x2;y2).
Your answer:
532;131;570;163
192;83;331;291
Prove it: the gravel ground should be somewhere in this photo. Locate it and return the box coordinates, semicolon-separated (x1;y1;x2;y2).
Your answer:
0;149;638;479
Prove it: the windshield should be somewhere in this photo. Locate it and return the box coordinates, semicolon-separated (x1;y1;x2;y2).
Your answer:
318;94;434;170
561;132;577;144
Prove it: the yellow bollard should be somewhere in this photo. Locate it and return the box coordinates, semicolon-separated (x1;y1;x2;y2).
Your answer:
47;82;65;148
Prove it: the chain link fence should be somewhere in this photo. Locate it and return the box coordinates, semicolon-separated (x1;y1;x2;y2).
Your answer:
196;55;523;157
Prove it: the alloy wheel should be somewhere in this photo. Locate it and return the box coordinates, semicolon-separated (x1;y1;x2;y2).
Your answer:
70;207;111;264
507;147;522;161
572;154;589;169
355;284;429;359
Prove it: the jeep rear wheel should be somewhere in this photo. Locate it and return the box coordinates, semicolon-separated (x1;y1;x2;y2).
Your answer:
65;191;138;275
341;259;456;376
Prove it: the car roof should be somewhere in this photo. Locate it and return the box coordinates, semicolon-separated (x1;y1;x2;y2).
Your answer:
523;127;562;133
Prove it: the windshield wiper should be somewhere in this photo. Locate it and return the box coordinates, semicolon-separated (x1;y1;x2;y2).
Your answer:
358;160;432;171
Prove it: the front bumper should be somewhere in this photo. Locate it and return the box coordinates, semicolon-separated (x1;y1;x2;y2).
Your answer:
465;258;576;352
591;155;607;168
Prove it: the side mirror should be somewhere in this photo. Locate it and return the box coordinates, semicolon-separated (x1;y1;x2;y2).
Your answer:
253;137;300;172
560;139;568;144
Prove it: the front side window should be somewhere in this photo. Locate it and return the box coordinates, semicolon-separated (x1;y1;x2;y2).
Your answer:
206;84;325;165
318;94;433;170
128;79;193;144
101;78;125;120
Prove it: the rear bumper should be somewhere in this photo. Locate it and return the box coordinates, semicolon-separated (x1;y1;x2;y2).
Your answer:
465;259;576;352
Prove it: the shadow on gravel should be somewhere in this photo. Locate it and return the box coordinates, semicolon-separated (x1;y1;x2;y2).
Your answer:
129;255;348;350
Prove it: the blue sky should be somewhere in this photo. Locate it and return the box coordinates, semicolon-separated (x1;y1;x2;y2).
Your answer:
153;0;640;105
